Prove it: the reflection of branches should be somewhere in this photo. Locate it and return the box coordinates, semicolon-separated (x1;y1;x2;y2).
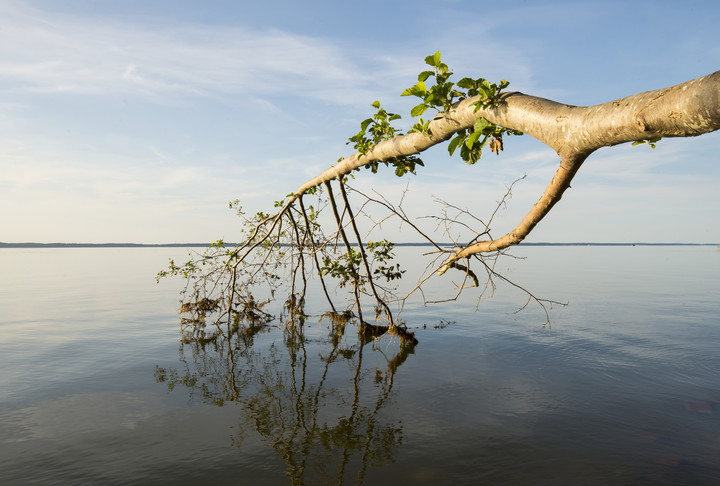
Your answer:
155;308;414;485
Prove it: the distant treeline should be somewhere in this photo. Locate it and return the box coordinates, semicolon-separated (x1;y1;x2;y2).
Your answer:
0;242;209;248
0;242;716;248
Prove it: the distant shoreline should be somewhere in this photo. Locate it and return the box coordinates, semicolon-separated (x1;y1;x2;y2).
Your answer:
1;242;717;248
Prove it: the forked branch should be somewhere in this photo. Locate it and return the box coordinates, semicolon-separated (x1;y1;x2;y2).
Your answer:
161;53;720;342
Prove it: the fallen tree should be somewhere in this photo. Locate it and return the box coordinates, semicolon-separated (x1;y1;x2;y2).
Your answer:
160;52;720;343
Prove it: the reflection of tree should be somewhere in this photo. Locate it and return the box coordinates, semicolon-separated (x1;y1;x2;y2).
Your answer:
155;302;414;485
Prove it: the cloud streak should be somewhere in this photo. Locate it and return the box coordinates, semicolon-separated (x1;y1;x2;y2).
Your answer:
0;2;406;106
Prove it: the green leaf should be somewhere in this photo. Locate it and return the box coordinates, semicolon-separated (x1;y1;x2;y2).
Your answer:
359;118;373;132
466;130;483;148
449;89;465;100
448;133;466;156
479;85;493;99
461;143;482;164
456;77;475;89
474;117;492;133
371;100;381;109
389;113;402;122
432;51;442;66
418;70;434;82
410;103;429;117
425;51;441;67
401;81;427;97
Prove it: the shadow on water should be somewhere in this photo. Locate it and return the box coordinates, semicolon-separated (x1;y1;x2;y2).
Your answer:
154;300;414;485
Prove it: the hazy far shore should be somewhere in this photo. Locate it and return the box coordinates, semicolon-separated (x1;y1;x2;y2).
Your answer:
1;242;717;248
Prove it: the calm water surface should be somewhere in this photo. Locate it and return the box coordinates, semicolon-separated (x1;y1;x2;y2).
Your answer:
1;246;719;485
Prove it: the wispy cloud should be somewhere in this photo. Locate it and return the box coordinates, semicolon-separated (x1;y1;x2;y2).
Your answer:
0;2;400;105
0;1;541;110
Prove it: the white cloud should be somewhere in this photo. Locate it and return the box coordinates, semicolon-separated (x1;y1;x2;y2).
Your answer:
0;1;542;110
0;2;403;106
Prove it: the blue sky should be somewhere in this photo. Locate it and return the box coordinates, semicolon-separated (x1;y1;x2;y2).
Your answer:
1;0;718;243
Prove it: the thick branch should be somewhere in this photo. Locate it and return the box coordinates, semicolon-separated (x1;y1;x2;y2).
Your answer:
436;73;720;270
438;153;587;274
287;71;720;274
287;70;720;204
298;196;337;314
337;179;395;326
324;180;365;326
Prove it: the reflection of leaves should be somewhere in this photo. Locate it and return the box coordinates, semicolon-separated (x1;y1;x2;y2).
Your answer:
156;311;414;485
339;348;356;360
320;416;365;451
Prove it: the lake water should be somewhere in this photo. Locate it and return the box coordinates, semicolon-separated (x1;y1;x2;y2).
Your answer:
1;246;719;485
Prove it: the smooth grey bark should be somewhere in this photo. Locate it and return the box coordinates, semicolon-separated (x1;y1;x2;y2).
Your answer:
282;70;720;272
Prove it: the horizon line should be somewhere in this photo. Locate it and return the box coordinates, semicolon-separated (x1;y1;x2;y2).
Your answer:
1;242;718;248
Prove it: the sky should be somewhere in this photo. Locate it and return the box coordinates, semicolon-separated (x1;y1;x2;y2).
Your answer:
1;0;718;244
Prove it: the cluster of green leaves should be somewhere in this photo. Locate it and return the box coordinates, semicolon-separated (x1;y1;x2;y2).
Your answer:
157;238;231;280
320;248;363;289
367;154;424;177
367;240;404;282
348;100;402;156
447;117;523;164
345;51;524;173
229;199;244;216
348;100;424;177
156;238;239;283
401;51;522;164
157;258;198;280
319;240;403;289
401;51;511;117
401;51;467;116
